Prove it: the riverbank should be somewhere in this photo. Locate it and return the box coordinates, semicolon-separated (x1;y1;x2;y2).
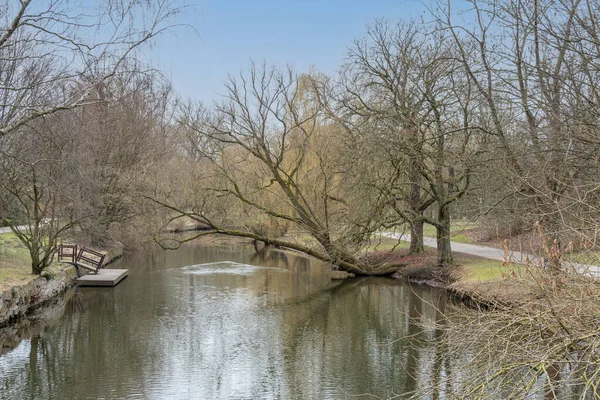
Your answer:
388;250;531;306
0;227;562;328
190;232;533;304
0;241;452;399
191;232;530;305
0;233;124;327
0;265;79;326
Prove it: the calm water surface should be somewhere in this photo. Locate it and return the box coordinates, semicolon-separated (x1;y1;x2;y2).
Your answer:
0;243;449;399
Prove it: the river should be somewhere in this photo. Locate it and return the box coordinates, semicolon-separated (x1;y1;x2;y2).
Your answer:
0;242;452;399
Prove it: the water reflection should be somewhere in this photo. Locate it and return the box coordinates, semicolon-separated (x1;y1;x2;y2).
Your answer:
0;243;448;399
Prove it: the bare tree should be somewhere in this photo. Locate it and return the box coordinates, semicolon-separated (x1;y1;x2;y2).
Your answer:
318;21;482;265
432;0;600;268
0;0;181;273
410;268;600;399
319;22;434;254
73;71;177;246
0;119;78;274
0;0;179;138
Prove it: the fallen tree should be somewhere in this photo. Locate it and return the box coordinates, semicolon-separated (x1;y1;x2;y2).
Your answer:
150;202;401;276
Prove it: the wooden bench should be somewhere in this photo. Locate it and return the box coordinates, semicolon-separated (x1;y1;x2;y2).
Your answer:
57;244;78;263
58;244;106;274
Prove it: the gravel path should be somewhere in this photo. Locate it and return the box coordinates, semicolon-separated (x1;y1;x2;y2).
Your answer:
381;232;600;278
0;225;28;235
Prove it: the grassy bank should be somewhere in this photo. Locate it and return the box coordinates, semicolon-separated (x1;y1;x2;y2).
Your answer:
0;233;35;291
0;232;76;292
383;244;529;304
285;231;521;297
0;231;127;327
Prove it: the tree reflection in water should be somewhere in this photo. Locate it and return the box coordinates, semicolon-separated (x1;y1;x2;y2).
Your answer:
0;243;458;399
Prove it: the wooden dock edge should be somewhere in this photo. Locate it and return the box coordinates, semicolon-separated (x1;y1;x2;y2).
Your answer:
77;269;129;287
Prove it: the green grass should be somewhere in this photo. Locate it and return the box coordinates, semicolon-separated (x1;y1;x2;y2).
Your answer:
422;224;436;237
563;251;600;265
0;232;31;264
422;222;479;244
365;237;411;252
0;232;34;290
455;254;523;282
287;233;412;253
379;221;479;244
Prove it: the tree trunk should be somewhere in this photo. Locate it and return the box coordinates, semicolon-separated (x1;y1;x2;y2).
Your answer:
410;219;425;254
536;202;563;274
31;257;42;275
193;227;401;276
30;224;42;275
436;204;453;266
409;153;425;254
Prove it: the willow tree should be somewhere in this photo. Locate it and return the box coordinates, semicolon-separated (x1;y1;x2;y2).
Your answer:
154;64;400;275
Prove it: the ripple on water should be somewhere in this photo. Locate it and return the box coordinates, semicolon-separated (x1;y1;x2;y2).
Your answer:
181;261;289;276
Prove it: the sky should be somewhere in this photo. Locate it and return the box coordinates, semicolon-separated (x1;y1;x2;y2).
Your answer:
152;0;428;104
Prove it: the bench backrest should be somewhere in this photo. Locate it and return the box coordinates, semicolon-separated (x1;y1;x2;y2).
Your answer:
76;247;106;272
58;244;78;263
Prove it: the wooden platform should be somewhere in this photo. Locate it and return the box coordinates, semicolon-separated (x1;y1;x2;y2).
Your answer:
77;269;128;287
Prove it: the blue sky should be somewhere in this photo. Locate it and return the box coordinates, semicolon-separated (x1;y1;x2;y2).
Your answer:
153;0;427;104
